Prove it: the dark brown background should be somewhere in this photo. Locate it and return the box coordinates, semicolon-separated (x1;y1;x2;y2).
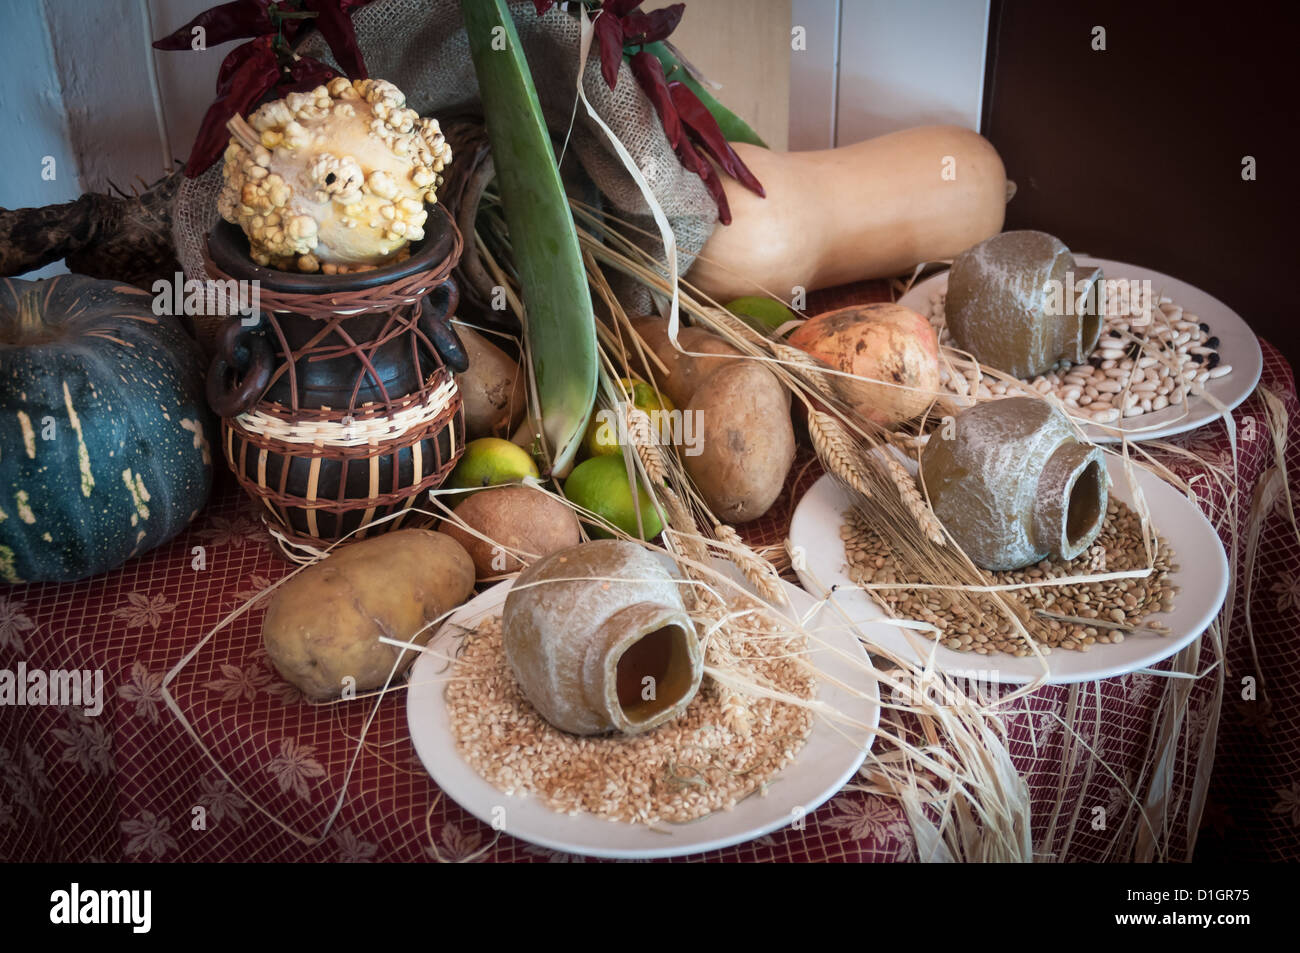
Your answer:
982;0;1297;368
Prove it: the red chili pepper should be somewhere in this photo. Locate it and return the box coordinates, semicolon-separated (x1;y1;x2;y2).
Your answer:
302;0;367;79
619;4;684;45
152;0;273;51
667;80;764;197
185;37;281;177
680;142;732;224
676;137;732;225
594;10;625;90
629;51;682;150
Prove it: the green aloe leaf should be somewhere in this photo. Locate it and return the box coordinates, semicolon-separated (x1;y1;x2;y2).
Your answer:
461;0;597;476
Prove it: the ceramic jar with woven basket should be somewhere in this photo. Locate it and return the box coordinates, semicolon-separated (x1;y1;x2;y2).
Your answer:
203;204;466;558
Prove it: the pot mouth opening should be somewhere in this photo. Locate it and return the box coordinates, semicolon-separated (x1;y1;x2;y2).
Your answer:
1073;266;1104;359
1065;459;1105;550
1080;310;1102;356
614;623;696;725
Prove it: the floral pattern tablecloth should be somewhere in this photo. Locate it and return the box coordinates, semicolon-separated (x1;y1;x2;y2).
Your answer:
3;283;1297;862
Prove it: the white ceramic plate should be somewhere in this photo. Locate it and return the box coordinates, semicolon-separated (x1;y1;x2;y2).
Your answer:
896;256;1263;442
788;457;1228;685
405;557;880;859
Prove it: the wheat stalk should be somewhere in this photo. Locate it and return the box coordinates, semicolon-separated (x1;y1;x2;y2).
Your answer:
882;429;930;454
658;484;711;570
770;343;836;399
880;453;947;546
626;407;670;484
714;523;787;605
807;410;873;498
705;306;771;347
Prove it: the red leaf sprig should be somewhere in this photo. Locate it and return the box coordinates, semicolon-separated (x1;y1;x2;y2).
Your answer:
153;0;372;177
152;0;276;50
577;2;762;224
186;37;282;178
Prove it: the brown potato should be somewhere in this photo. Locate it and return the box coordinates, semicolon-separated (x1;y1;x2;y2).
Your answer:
439;485;582;579
455;326;526;439
631;316;743;407
261;529;475;699
684;361;795;524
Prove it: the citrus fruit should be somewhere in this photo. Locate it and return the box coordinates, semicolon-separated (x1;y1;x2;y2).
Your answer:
564;454;663;540
445;437;540;491
724;296;798;335
583;377;675;458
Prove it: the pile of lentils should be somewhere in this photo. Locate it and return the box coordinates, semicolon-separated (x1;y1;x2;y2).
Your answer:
841;498;1178;655
928;285;1232;425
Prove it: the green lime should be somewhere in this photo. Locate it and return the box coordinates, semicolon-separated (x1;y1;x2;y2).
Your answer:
564;454;663;540
583;377;676;458
446;437;540;491
724;296;798;335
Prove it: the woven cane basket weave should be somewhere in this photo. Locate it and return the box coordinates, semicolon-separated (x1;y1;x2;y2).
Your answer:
203;205;466;558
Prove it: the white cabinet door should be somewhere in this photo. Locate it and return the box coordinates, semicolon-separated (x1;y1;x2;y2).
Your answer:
790;0;990;150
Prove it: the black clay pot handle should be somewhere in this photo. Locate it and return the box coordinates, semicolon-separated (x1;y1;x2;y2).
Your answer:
418;277;468;373
206;319;273;418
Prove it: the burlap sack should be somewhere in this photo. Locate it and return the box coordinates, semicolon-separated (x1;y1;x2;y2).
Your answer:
172;0;718;305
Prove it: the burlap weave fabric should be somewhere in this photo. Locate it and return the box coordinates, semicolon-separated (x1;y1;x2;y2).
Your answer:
172;1;717;301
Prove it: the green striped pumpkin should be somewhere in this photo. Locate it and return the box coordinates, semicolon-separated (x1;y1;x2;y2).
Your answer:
0;276;215;583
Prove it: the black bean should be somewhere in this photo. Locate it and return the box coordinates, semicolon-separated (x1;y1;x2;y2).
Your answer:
1206;336;1220;349
1199;322;1210;333
1207;352;1220;369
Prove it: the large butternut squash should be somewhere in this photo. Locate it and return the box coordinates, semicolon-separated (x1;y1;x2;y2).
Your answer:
688;126;1008;301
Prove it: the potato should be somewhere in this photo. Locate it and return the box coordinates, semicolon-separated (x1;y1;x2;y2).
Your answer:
262;529;475;699
455;326;526;439
439;485;582;579
631;316;743;407
684;361;795;523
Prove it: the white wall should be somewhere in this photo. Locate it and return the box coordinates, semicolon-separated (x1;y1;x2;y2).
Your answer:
789;0;990;150
43;0;171;189
2;0;990;278
0;0;82;276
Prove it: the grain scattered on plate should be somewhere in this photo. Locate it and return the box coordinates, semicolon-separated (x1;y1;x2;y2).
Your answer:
842;498;1177;655
443;606;816;825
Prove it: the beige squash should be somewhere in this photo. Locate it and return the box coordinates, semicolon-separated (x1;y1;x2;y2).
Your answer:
688;125;1008;300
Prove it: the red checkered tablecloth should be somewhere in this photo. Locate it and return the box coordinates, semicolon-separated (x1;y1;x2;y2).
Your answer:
2;282;1297;862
